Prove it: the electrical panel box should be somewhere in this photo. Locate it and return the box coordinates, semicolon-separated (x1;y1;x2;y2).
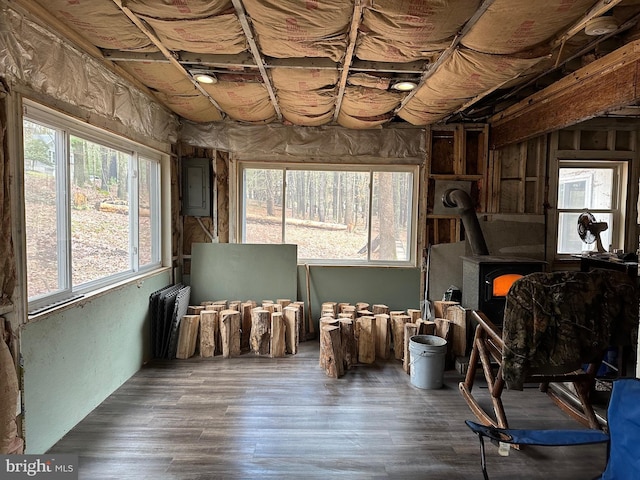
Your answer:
182;157;211;217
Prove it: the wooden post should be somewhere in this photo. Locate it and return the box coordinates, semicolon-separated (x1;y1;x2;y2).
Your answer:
270;312;286;358
339;318;356;370
392;314;411;360
416;319;436;336
291;301;307;341
220;309;241;358
199;310;218;358
283;306;300;354
240;301;256;351
403;323;418;374
322;302;338;317
176;315;200;359
320;325;344;378
262;302;275;314
277;299;291;310
433;300;459;319
187;305;205;315
250;308;271;355
228;301;241;311
356;316;376;364
374;313;391;360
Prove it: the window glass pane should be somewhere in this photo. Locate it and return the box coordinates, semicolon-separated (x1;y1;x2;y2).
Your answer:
243;168;283;244
285;171;370;260
557;212;612;254
370;171;412;262
558;168;613;209
70;135;131;285
139;157;157;267
23;120;62;298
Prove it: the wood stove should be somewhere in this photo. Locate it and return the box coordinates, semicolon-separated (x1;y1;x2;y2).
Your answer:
462;256;546;325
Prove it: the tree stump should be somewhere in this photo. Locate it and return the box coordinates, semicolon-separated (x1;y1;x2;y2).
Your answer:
199;310;218;358
220;309;241;358
392;314;411;360
320;325;344;378
374;313;391;360
403;323;418;374
319;318;340;368
270;312;286;358
407;309;421;322
240;301;256;351
356;316;376;364
250;308;271;355
176;315;200;359
338;318;356;370
283;306;300;354
356;302;369;312
372;304;389;315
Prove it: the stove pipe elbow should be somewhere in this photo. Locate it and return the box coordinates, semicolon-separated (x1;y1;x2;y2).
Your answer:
442;188;489;256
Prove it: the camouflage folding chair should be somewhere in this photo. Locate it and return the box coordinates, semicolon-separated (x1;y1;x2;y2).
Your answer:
465;377;640;480
459;270;637;433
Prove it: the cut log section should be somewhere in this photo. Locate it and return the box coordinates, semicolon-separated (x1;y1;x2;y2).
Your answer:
319;318;340;368
291;301;307;341
445;305;468;357
416;319;436;336
374;313;391;360
392;314;411;360
277;299;291;310
176;315;200;359
199;310;218;358
250;308;271;355
220;309;241;358
372;304;389;315
283;306;300;355
403;323;418;374
356;302;370;312
338;318;356;370
187;305;205;315
240;301;256;351
322;302;338;317
356;316;376;364
320;325;344;378
433;300;459;319
270;312;286;358
407;309;421;322
228;301;241;311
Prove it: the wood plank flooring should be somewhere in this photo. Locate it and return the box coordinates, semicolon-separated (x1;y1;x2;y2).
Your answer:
49;341;608;479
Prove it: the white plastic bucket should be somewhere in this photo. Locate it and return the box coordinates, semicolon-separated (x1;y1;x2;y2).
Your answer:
409;335;447;389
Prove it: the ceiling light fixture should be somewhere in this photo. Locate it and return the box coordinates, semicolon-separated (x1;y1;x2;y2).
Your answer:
391;80;418;92
584;14;619;36
192;72;217;84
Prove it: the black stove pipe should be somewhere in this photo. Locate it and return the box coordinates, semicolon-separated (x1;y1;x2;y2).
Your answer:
442;188;489;256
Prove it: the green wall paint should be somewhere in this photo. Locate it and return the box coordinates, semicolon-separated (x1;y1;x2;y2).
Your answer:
297;265;421;326
21;271;171;454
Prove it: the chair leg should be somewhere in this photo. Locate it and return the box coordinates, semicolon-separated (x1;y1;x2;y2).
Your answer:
478;434;491;480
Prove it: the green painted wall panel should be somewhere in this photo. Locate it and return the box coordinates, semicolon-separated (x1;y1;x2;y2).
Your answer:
297;265;421;327
21;270;171;454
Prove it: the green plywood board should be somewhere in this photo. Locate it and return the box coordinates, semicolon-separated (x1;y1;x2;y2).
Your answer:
190;243;298;304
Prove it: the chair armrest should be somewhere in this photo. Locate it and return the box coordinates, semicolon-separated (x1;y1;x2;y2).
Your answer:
471;310;504;348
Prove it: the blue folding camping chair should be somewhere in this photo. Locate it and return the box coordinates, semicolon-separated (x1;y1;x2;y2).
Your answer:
466;377;640;480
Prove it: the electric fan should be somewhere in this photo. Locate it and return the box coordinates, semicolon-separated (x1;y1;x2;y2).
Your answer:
577;211;608;253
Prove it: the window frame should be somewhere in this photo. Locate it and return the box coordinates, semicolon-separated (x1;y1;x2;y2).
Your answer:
23;100;163;313
552;158;628;259
236;161;419;267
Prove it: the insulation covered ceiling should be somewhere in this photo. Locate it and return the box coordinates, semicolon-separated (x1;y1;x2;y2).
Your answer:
24;0;640;129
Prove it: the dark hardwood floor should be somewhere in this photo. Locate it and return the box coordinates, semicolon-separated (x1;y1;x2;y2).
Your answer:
49;341;608;479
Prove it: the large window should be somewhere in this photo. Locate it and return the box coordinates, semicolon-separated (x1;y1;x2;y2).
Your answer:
23;102;162;312
240;165;417;264
556;161;626;255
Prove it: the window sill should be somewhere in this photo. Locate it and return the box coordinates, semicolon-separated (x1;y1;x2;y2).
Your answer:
26;267;171;324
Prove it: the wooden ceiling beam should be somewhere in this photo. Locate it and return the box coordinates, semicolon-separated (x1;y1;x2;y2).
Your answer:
110;0;225;115
489;40;640;149
231;0;282;121
333;0;369;122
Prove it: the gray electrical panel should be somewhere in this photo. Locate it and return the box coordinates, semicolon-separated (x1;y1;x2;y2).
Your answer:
182;158;211;217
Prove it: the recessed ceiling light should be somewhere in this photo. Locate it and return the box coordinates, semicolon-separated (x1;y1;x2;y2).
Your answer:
193;73;217;84
391;81;418;92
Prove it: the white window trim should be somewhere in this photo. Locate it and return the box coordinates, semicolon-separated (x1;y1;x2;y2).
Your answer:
235;161;419;267
550;158;629;260
22;100;165;313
